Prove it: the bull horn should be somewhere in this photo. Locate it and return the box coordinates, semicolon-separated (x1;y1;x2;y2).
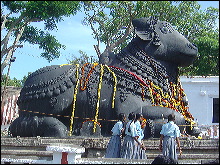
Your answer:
132;17;158;41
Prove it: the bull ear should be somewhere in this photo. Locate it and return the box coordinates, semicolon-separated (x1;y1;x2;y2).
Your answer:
132;17;154;41
135;29;153;40
132;18;148;29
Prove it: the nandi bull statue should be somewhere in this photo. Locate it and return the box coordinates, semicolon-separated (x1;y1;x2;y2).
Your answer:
9;17;200;138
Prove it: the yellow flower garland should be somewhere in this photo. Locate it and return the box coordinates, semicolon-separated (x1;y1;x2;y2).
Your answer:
93;64;104;133
143;76;195;125
59;64;72;67
67;63;118;134
68;64;80;136
66;62;195;135
148;82;155;104
104;65;117;108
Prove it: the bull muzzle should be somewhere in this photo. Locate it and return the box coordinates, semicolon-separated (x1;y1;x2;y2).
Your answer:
187;43;198;51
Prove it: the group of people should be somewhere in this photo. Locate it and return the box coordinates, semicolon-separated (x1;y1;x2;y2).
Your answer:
105;112;147;159
104;112;182;163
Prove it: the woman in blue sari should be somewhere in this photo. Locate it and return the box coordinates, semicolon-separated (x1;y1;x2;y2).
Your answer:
120;112;140;159
105;113;126;158
159;114;182;161
134;113;147;159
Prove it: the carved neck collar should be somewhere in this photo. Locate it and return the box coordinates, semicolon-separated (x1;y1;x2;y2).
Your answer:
115;41;178;83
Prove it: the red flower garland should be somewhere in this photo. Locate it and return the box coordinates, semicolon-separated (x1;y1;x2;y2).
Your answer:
80;63;99;91
108;66;194;121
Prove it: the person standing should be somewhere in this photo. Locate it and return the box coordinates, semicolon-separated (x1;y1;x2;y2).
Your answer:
159;114;182;161
105;113;126;158
120;112;140;159
134;113;147;159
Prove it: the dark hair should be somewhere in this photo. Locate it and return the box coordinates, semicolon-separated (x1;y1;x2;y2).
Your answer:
118;113;126;122
128;112;136;120
135;113;143;121
127;112;136;132
168;114;175;121
151;155;178;164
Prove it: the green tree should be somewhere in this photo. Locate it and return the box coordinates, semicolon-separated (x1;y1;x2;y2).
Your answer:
1;72;32;87
67;50;98;65
180;30;219;76
20;72;32;86
1;74;22;87
1;1;81;76
81;1;219;76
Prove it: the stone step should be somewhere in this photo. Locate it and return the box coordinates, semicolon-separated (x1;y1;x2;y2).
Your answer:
1;148;219;164
2;148;218;159
2;149;218;164
1;156;219;164
2;157;217;164
1;149;53;157
3;144;217;154
1;145;46;151
1;155;52;161
145;148;219;154
146;153;219;159
76;158;219;164
1;136;219;164
1;136;219;148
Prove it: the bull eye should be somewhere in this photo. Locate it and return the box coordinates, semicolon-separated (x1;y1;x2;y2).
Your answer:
161;27;168;34
192;43;197;48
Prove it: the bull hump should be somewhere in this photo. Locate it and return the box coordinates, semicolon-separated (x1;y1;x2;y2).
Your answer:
18;65;76;102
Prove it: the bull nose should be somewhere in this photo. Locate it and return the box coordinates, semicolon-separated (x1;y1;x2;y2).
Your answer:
187;43;197;50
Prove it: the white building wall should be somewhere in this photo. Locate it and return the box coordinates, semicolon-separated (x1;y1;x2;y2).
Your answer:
180;76;219;126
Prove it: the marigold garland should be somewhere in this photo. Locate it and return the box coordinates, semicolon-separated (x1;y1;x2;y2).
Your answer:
148;77;195;123
140;83;145;101
80;63;99;91
93;64;104;133
68;64;80;136
141;118;147;129
108;65;195;124
67;62;195;135
23;62;196;135
82;119;102;128
68;63;117;134
148;81;155;104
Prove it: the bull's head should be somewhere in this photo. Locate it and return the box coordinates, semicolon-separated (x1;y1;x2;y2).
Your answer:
132;17;198;67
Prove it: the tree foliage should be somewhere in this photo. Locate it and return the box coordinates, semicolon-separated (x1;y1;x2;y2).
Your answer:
180;30;219;76
67;50;98;65
1;72;31;87
81;1;219;76
1;74;21;87
1;1;81;76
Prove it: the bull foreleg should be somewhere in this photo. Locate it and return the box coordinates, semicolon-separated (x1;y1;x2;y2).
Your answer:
9;116;68;137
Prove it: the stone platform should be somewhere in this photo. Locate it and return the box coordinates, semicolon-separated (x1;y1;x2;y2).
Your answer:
1;136;219;164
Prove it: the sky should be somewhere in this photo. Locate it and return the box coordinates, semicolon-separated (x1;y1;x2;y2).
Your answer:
2;1;219;80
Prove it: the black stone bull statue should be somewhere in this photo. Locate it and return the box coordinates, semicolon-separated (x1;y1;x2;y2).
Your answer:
9;17;200;138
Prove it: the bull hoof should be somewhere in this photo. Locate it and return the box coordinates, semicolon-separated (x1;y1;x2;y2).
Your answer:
188;126;201;137
40;117;68;137
80;121;101;137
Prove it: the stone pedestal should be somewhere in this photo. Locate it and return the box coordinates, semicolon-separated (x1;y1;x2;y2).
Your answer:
46;145;85;164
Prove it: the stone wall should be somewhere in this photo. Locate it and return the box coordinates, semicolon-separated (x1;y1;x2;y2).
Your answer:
1;86;21;126
1;86;21;97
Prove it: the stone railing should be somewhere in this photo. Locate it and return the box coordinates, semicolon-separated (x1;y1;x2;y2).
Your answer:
1;136;219;164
